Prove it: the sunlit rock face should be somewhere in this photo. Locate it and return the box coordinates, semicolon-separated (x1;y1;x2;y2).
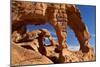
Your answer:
11;0;95;66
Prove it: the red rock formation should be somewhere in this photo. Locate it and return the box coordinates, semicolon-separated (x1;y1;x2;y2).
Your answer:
11;0;95;66
66;5;91;52
12;1;91;52
12;29;95;65
11;42;53;66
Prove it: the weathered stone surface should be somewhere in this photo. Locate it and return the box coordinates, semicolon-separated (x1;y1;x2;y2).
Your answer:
11;0;95;66
58;48;95;63
12;1;91;52
11;29;95;65
11;42;53;66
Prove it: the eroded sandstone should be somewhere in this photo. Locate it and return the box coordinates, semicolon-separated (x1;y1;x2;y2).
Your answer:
11;0;95;66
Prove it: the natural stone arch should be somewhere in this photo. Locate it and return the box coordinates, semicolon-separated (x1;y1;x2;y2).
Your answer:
12;1;91;53
66;7;91;52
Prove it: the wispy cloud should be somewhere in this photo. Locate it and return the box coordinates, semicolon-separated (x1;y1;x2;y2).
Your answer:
68;45;80;51
91;34;95;37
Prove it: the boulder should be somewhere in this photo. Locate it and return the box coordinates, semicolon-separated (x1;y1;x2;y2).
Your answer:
11;42;53;66
58;48;95;63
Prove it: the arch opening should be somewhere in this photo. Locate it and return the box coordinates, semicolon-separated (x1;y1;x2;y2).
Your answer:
26;23;58;46
26;23;80;51
67;26;80;51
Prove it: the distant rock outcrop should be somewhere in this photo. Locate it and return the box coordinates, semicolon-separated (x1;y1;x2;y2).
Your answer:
11;0;95;66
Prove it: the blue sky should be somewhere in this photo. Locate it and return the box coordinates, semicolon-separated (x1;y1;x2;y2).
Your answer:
27;5;96;48
77;5;96;47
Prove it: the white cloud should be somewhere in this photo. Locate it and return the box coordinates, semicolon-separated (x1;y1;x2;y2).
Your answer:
91;34;96;37
68;45;80;51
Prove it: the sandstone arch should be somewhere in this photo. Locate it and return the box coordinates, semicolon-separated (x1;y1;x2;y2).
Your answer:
66;6;91;52
12;1;91;53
